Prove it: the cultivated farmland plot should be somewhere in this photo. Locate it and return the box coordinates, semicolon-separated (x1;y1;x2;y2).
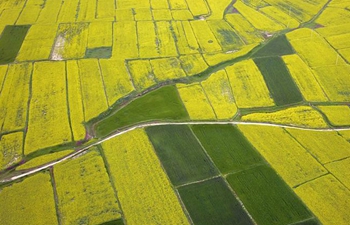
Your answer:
0;0;350;224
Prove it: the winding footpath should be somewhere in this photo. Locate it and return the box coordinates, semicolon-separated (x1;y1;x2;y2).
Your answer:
1;120;349;183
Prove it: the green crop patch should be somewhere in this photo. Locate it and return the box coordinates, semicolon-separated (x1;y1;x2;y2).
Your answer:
252;35;294;58
98;219;124;225
85;47;112;58
226;165;313;225
253;56;303;105
146;125;219;186
95;85;189;137
191;124;264;174
178;177;254;225
0;25;30;65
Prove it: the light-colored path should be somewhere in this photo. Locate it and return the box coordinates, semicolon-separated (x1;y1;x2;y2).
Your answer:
2;120;350;183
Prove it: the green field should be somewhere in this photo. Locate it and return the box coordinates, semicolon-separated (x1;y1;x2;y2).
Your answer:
146;125;219;186
191;124;264;174
0;25;30;64
95;85;189;137
226;165;315;225
178;177;254;225
253;56;304;105
252;35;294;58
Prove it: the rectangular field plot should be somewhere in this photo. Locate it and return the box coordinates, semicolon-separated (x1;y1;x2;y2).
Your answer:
179;54;208;76
54;148;121;225
25;61;72;154
260;6;300;29
178;177;254;225
112;21;138;59
0;25;30;64
101;129;190;225
0;132;23;170
252;35;294;58
0;172;58;225
0;63;31;133
325;158;350;189
295;175;350;225
185;0;209;16
150;57;187;81
227;165;313;225
286;129;350;164
253;56;303;106
155;21;178;57
191;124;263;174
95;85;189;137
190;20;222;53
225;59;274;108
137;21;159;58
146;125;219;186
318;105;350;126
171;21;199;55
238;125;327;187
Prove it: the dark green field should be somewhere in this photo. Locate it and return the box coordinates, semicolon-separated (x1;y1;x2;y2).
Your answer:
226;165;314;225
99;219;124;225
146;125;219;186
0;25;30;65
253;56;303;105
252;35;294;58
95;85;189;137
191;124;264;174
178;177;254;225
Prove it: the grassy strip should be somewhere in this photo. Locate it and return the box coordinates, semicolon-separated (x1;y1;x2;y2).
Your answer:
146;125;219;186
191;124;263;174
95;85;189;137
252;34;294;58
0;25;30;64
253;56;303;105
226;165;314;225
178;177;254;225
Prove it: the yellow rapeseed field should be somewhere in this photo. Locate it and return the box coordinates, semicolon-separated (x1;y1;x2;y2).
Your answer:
0;63;31;133
185;0;209;16
326;33;350;50
177;83;216;120
168;0;188;9
76;0;96;22
238;125;327;187
101;129;190;225
339;130;350;140
117;0;150;9
0;65;7;92
171;21;199;55
128;59;157;91
190;20;222;53
225;13;264;45
171;10;193;20
66;60;86;141
156;21;178;57
153;9;172;21
234;1;284;32
204;43;259;66
282;54;329;102
287;129;350;164
17;150;73;170
318;105;350;126
316;7;350;27
57;0;79;23
201;70;238;119
137;21;159;58
17;24;58;61
54;149;121;225
316;23;350;37
339;48;350;63
225;59;275;108
0;172;58;225
88;22;113;48
325;158;350;189
115;9;134;21
134;8;153;21
206;0;232;20
150;57;187;81
78;59;109;121
112;21;138;59
0;9;22;34
179;54;208;76
25;61;71;154
99;59;135;104
260;6;300;29
150;0;169;9
0;132;23;170
242;106;328;128
16;5;41;25
286;28;346;67
312;65;350;102
36;0;62;23
96;0;115;20
294;174;350;225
